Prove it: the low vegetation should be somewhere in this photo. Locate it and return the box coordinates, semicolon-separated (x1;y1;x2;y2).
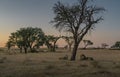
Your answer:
0;49;120;77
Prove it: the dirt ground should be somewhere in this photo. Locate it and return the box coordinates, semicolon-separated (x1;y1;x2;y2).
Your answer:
0;49;120;77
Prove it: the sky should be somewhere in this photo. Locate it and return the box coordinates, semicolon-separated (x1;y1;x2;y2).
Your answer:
0;0;120;47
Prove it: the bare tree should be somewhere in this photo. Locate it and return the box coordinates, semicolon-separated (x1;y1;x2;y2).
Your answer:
52;0;105;60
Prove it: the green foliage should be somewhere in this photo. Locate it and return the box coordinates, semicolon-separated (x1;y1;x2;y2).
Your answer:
7;27;45;53
112;41;120;48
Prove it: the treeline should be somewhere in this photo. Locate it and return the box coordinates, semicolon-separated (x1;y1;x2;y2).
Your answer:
6;27;74;53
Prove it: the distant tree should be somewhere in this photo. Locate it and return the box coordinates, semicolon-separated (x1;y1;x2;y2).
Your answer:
7;27;45;53
62;36;74;51
51;36;60;52
83;40;93;49
52;0;105;60
44;35;60;52
43;35;52;51
111;41;120;48
6;32;17;50
101;43;109;49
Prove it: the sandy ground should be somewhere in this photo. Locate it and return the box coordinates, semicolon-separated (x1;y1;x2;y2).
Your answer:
0;49;120;77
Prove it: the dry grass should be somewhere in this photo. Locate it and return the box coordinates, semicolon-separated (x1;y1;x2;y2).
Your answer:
0;49;120;77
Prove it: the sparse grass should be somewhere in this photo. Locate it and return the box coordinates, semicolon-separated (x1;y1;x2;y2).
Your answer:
0;57;7;63
0;48;5;53
80;64;88;67
64;62;71;67
41;60;48;63
90;61;102;68
0;49;4;51
45;64;56;70
0;49;120;77
114;63;120;69
22;57;32;65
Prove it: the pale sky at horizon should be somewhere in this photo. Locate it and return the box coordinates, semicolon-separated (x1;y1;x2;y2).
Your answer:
0;0;120;47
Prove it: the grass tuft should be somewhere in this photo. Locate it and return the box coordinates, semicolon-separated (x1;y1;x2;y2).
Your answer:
45;64;56;70
0;57;7;63
90;61;102;68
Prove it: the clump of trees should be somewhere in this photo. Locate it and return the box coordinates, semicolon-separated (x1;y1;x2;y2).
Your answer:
6;27;62;53
52;0;105;60
6;27;45;53
111;41;120;49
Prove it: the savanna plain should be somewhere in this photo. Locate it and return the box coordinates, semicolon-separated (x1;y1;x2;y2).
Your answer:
0;48;120;77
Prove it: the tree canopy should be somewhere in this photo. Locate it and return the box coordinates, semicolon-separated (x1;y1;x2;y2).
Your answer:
52;0;105;60
6;27;45;53
111;41;120;49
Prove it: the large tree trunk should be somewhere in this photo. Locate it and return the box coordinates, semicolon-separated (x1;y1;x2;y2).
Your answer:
70;43;79;61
